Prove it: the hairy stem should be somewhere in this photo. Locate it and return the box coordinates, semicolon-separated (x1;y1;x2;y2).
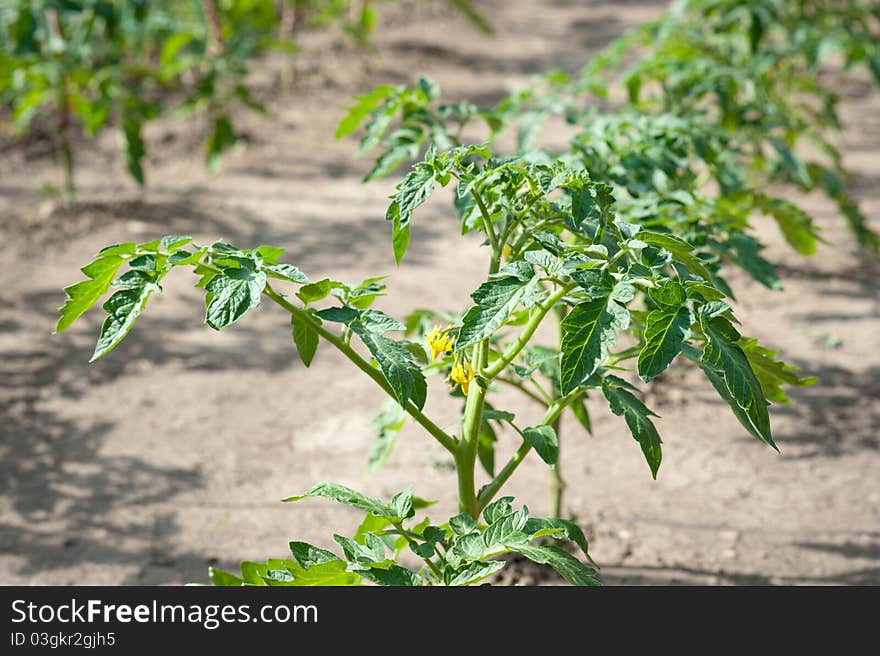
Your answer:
264;285;458;455
457;342;489;518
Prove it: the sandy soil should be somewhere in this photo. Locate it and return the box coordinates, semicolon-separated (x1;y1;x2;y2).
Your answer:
1;0;878;585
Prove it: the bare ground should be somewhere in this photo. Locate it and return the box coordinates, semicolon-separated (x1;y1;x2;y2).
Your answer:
0;0;878;585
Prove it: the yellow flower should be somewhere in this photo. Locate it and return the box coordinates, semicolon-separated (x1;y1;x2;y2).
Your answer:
502;244;512;262
450;358;475;395
425;325;455;361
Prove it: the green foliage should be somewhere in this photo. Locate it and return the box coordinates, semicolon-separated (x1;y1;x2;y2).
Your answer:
57;0;858;586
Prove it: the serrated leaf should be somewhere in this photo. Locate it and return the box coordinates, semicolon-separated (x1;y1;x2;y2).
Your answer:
560;299;617;394
209;567;244;586
636;231;712;281
482;496;514;525
522;425;558;465
523;517;595;566
336;85;395;139
638;306;691;381
602;381;662;478
367;399;406;473
291;311;319;367
352;325;427;410
284;482;406;519
570;398;593;435
444;560;506;586
456;275;539;350
288;541;341;569
449;513;477;536
359;564;420;586
700;317;774;449
205;268;267;330
91;272;161;361
451;531;485;562
757;195;818;256
740;337;815;404
265;263;310;284
56;249;133;333
509;544;599;586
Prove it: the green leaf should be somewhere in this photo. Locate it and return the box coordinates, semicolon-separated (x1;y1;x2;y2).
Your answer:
205;268;267;330
482;507;530;552
449;513;477;536
91;271;161;361
314;306;360;323
334;533;386;564
359;564;420;587
284;482;405;519
367;399;407;473
740;337;816;404
509;544;599;586
352;325;427;410
390;488;414;520
448;0;494;34
602;379;662;479
482;496;515;525
206;114;237;174
637;306;691;381
283;560;361;586
444;560;505;586
451;531;485;562
636;231;712;281
56;248;133;333
457;275;539;350
336;85;395;139
297;279;338;305
522;425;559;465
209;567;244;586
288;541;341;569
700;317;774;449
389;164;435;232
291;311;319;367
570;268;614;298
122;111;145;186
756;195;818;256
523;517;595;565
265;263;310;284
560;299;617;394
570;397;593;435
477;419;497;477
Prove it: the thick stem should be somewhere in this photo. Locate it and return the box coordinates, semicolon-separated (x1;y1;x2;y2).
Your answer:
263;285;458;455
457;342;489;518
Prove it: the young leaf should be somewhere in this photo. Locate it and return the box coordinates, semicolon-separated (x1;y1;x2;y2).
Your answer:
288;541;341;569
700;317;775;449
636;231;712;281
523;517;595;566
367;399;407;473
444;560;505;586
56;247;134;333
291;311;319;367
205;268;267;330
602;379;663;479
457;275;539;350
335;85;395;140
352;326;427;410
637;306;691;381
284;482;398;518
509;544;599;586
560;299;617;394
91;272;162;362
522;425;559;465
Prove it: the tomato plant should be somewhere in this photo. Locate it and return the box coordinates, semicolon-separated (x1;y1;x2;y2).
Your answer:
54;0;874;585
338;0;878;516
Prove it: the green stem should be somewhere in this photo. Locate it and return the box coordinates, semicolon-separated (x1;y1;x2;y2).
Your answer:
471;187;500;266
391;520;442;580
476;390;579;513
263;285;458;455
548;303;568;518
457;342;488;518
496;375;546;405
482;283;574;380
